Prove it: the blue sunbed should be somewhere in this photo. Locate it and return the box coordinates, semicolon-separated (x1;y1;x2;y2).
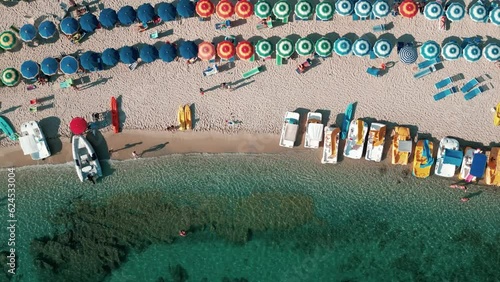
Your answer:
435;76;453;89
373;24;386;32
414;65;436;79
367;67;380;77
460;78;479;93
464;86;486;101
433;86;458;101
443;149;463;166
470;153;487;177
418;57;442;69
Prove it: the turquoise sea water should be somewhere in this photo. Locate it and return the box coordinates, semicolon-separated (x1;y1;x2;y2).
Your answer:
1;152;500;282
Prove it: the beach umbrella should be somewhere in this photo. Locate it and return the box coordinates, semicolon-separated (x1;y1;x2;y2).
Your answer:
20;60;39;79
217;41;236;60
216;0;235;19
38;21;56;39
373;39;392;58
236;40;254;60
0;31;17;50
59;56;79;74
295;38;314;56
101;48;119;66
198;41;216;61
490;6;500;26
254;0;272;19
483;43;500;62
315;1;334;20
79;13;99;32
177;0;195;18
79;51;100;71
60;17;79;35
315;37;333;57
354;0;372;18
235;0;253;19
399;46;418;64
40;57;59;75
352;38;371;57
159;43;177;62
334;37;352;56
399;0;418;18
295;0;313;20
137;3;155;24
445;2;465;22
335;0;354;16
1;68;20;87
195;0;214;18
99;8;118;28
179;41;198;59
423;2;443;20
276;38;294;58
255;39;273;58
441;41;461;60
373;0;390;18
469;2;487;23
118;6;137;25
140;45;159;63
273;0;291;19
463;44;482;62
157;3;176;22
420;40;440;60
19;24;37;42
70;117;88;135
119;46;139;64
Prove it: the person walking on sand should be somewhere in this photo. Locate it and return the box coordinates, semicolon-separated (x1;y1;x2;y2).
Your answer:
200;88;205;95
132;151;140;159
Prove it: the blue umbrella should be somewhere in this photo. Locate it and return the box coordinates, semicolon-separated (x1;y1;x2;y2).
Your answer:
179;41;198;59
79;51;100;71
119;46;139;64
334;37;352;56
20;60;39;79
373;1;390;18
157;2;177;22
177;0;195;18
140;45;159;63
399;46;418;64
118;6;137;25
99;8;118;28
352;38;371;57
463;44;482;62
420;40;441;60
489;6;500;26
483;43;499;62
373;39;392;58
441;41;461;60
159;43;177;62
137;3;156;24
445;2;465;22
79;13;99;32
469;2;488;23
60;17;79;35
20;24;36;42
38;21;57;39
336;0;353;16
354;0;372;18
424;2;443;20
60;56;79;74
101;48;120;66
41;57;59;75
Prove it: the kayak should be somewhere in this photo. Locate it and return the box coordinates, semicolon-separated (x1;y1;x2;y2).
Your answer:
178;105;186;131
340;103;354;140
184;104;192;130
494;102;500;126
0;116;18;141
111;97;119;133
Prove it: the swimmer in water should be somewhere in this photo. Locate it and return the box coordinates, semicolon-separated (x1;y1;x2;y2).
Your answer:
461;197;469;202
179;230;187;237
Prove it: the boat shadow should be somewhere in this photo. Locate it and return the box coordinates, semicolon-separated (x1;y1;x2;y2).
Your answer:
85;131;115;179
293;107;310;147
116;95;126;132
39;116;63;155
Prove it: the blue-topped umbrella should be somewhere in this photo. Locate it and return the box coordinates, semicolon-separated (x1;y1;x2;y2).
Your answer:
140;45;159;63
118;6;137;25
60;17;79;35
423;2;443;20
38;21;57;39
157;2;177;22
352;38;371;57
445;2;465;22
336;0;353;16
483;43;499;62
20;24;37;42
79;13;99;32
159;43;177;62
79;51;100;71
373;0;390;18
101;48;120;66
20;60;39;79
40;57;59;75
373;39;392;58
441;41;461;60
469;2;488;23
334;37;352;56
490;6;500;26
137;3;156;24
463;44;482;62
179;41;198;59
354;0;372;18
399;46;418;64
420;40;440;60
177;0;195;18
99;8;118;28
119;46;139;64
60;56;79;74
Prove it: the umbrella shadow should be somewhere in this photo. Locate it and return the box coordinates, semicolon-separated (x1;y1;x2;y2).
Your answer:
397;34;416;45
315;109;331;127
343;32;359;43
140;142;169;156
360;33;377;45
0;105;21;115
307;33;323;42
324;32;340;42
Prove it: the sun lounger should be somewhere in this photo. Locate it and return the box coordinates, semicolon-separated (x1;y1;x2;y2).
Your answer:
414;65;437;79
296;59;312;74
215;20;231;30
460;78;479;93
242;66;261;79
276;55;283;66
366;67;381;77
369;50;377;59
267;20;273;28
433;86;458;101
225;35;236;44
353;14;360;21
29;106;37;112
203;65;218;76
150;31;159;39
418;57;442;69
60;79;73;89
373;24;386;32
435;76;453;89
464;86;486;101
282;16;289;23
128;62;138;71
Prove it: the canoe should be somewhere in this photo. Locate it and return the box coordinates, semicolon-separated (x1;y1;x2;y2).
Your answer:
111;97;119;133
178;105;186;131
485;147;500;186
494;102;500;126
340;103;354;140
0;116;18;141
412;140;434;178
184;104;192;130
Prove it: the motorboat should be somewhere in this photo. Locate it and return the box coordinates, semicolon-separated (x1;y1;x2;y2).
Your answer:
279;111;300;148
343;119;368;159
321;126;340;164
434;137;463;178
72;135;102;183
391;126;412;165
304;112;323;149
485;147;500;186
365;122;386;162
412;139;434;178
19;121;51;160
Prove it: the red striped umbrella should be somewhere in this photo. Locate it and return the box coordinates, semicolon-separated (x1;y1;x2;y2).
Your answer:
399;0;418;18
216;0;235;19
69;117;88;135
198;41;216;61
235;0;254;19
236;41;254;60
217;40;236;59
196;0;215;18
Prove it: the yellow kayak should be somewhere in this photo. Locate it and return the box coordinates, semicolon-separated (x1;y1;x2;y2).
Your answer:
177;105;186;131
494;103;500;126
413;140;434;178
485;147;500;186
184;104;192;130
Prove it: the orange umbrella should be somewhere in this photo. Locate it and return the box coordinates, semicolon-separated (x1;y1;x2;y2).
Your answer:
235;0;254;19
399;0;418;18
198;41;216;61
216;0;235;19
196;0;215;18
236;41;254;60
217;40;236;59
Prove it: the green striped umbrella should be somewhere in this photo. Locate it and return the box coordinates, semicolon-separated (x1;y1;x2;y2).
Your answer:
273;0;291;19
295;37;314;56
255;39;274;58
255;0;272;19
315;37;333;57
295;0;313;19
1;68;20;87
0;31;17;50
316;1;334;21
276;38;294;58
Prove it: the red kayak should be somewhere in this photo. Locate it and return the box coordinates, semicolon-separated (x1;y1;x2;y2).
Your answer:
111;97;119;133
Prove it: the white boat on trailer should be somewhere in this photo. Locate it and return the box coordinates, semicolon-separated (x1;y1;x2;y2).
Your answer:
19;121;51;160
435;137;463;178
304;112;324;149
279;111;300;148
365;123;386;162
343;119;368;159
321;126;340;164
72;135;102;183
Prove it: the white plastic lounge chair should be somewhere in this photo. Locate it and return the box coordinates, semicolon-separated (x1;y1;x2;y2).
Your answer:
460;78;479;93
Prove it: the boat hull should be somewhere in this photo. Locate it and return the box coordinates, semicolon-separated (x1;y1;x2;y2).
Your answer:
459;147;475;180
435;137;461;178
495;102;500;126
72;135;102;183
279;112;300;148
321;127;339;164
184;104;192;130
178;105;186;131
19;121;51;160
304;112;323;149
111;97;119;133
